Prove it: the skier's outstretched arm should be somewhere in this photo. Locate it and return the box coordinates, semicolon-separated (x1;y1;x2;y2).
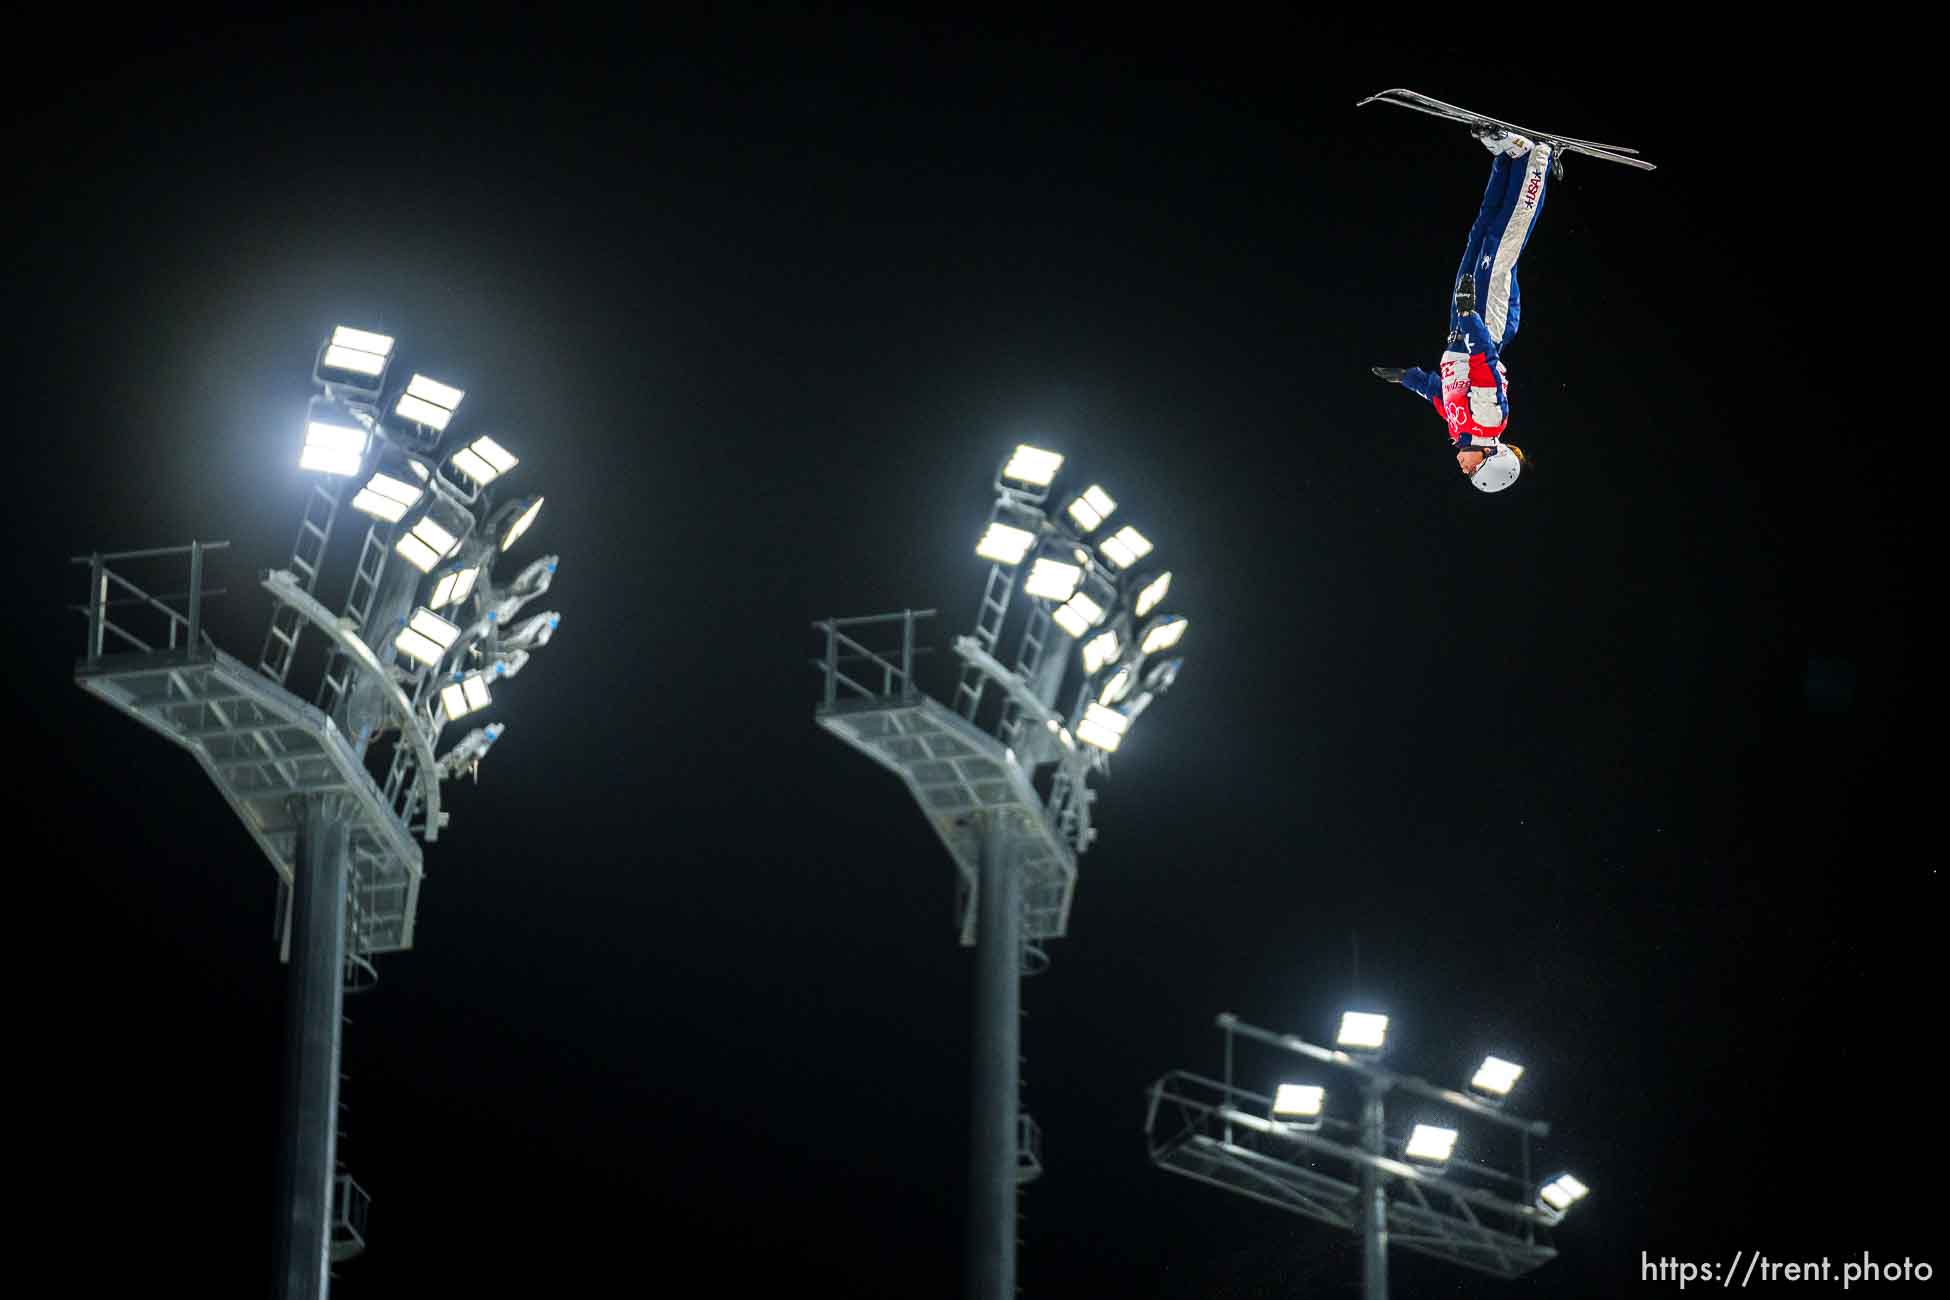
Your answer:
1371;365;1442;402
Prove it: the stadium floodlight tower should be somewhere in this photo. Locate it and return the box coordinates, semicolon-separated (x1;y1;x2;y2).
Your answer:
1144;1012;1593;1299
70;325;563;1300
812;445;1189;1300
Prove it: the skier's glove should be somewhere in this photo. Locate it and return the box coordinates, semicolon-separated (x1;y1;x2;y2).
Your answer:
1454;273;1476;314
1370;366;1405;384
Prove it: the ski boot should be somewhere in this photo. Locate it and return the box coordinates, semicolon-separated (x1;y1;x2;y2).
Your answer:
1471;123;1534;157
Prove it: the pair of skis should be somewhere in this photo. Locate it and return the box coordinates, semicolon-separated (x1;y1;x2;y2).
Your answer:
1358;87;1656;172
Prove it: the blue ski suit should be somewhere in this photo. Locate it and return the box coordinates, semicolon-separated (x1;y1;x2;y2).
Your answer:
1398;141;1552;449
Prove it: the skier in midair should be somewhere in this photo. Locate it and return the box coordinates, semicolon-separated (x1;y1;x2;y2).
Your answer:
1372;126;1556;492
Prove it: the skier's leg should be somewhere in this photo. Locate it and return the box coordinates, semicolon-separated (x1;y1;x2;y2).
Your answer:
1478;142;1552;348
1452;153;1516;333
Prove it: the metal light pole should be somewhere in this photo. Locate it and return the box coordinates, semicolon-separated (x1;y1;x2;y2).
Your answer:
1146;1013;1593;1294
813;445;1191;1300
72;326;563;1299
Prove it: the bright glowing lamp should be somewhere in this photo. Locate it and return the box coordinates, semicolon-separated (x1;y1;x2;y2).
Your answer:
1100;525;1153;570
439;672;493;720
1065;484;1116;532
394;607;461;668
976;521;1036;565
321;325;395;378
450;435;519;485
429;564;480;610
350;458;429;523
1540;1174;1589;1212
1470;1056;1525;1098
1405;1124;1458;1166
1141;615;1188;654
1075;701;1130;752
394;373;465;431
1098;665;1133;706
1024;557;1083;601
1002;444;1063;487
500;496;544;552
1272;1083;1325;1120
395;497;471;574
1135;570;1172;618
1051;592;1105;638
299;419;367;476
1081;629;1121;675
1336;1011;1389;1052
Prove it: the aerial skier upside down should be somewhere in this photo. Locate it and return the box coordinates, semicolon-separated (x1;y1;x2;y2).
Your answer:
1372;127;1556;493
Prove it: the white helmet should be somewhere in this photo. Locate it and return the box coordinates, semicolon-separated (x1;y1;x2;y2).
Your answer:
1470;445;1523;493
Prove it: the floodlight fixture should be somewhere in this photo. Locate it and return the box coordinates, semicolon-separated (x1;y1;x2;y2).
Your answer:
1081;629;1122;676
350;459;430;523
1337;1011;1389;1052
1024;557;1084;601
1002;444;1064;487
1471;1056;1525;1098
1141;615;1188;654
394;373;465;431
500;611;560;652
1405;1123;1459;1166
1272;1083;1326;1121
428;564;480;610
1539;1173;1589;1213
321;325;395;378
976;521;1037;566
1145;657;1182;693
394;607;462;668
1100;525;1153;570
439;672;493;720
394;497;472;573
1065;484;1117;532
1098;665;1133;706
299;418;368;476
1135;570;1172;618
1075;701;1130;752
450;435;519;486
500;496;544;552
1051;592;1106;638
1044;719;1076;750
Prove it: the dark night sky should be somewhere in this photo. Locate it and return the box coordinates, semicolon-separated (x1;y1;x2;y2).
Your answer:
9;12;1924;1298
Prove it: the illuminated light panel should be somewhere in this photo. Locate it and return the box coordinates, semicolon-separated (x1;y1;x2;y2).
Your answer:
1002;444;1064;486
1272;1083;1325;1119
1075;702;1129;752
395;608;460;667
1471;1056;1525;1097
501;497;544;551
1065;484;1117;532
1081;629;1121;675
1336;1012;1389;1051
322;326;395;376
1141;616;1188;654
1135;570;1172;617
1098;666;1132;706
440;673;493;719
395;374;464;431
350;470;426;523
299;420;367;476
429;565;480;610
451;435;519;485
1405;1124;1458;1165
1540;1174;1589;1211
1051;594;1104;638
395;514;462;574
975;521;1035;565
1024;557;1083;601
1044;719;1076;750
1100;525;1153;569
